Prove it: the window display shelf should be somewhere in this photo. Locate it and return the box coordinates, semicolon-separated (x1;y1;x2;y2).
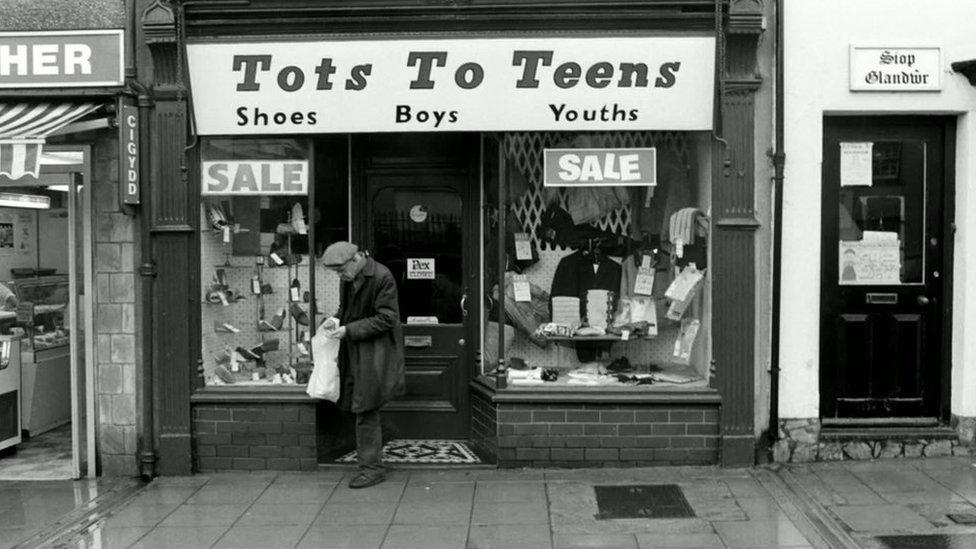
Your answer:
543;334;655;342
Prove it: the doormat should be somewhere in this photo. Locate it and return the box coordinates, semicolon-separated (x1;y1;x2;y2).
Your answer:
876;534;976;549
336;439;481;464
594;484;696;519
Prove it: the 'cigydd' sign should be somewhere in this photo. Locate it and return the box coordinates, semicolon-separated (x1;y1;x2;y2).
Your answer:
186;36;715;134
201;160;308;195
543;148;656;187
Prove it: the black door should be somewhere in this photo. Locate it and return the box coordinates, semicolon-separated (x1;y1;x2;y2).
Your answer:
820;117;953;420
354;134;479;439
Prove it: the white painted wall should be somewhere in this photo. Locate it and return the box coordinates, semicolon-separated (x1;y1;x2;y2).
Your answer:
781;0;976;419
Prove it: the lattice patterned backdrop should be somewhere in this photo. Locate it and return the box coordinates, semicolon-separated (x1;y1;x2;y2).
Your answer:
502;131;691;251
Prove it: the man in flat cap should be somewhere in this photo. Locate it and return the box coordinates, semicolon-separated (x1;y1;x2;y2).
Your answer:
321;241;405;489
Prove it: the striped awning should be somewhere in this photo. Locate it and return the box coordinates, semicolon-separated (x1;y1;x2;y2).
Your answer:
0;103;100;180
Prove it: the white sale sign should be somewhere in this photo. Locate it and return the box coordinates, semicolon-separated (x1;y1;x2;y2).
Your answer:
186;36;715;135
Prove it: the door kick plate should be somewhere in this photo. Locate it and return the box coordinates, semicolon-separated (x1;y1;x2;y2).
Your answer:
404;335;432;348
866;293;898;305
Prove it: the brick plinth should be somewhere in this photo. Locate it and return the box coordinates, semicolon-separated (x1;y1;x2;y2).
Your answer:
493;401;720;467
192;402;318;471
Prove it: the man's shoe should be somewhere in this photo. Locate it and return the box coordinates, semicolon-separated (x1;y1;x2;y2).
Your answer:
348;473;385;489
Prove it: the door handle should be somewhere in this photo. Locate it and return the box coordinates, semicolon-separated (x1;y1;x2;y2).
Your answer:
917;295;931;306
460;289;468;319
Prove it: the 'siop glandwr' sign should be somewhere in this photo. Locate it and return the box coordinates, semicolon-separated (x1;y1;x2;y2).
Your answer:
186;36;715;134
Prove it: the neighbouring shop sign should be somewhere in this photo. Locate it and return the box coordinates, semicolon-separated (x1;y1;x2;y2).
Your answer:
0;30;123;88
119;104;140;204
186;36;715;134
543;148;656;186
200;160;309;195
850;46;941;91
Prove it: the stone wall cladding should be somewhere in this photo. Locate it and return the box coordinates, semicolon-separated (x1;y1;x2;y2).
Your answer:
192;402;318;471
89;131;140;476
495;402;720;467
773;418;971;462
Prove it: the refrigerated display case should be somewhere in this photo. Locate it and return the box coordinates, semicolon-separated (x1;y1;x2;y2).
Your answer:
8;276;70;437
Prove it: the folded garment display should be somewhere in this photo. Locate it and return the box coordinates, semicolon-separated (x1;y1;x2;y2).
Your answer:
651;371;702;384
585;289;613;329
575;326;606;337
550;296;581;326
535;322;575;338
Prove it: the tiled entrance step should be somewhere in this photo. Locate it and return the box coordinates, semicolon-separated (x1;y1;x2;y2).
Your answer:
335;439;482;465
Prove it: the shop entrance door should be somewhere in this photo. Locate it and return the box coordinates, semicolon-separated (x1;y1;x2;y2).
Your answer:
356;134;478;439
820;117;953;421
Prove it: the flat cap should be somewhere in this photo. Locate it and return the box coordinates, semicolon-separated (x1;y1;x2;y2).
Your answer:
321;241;359;266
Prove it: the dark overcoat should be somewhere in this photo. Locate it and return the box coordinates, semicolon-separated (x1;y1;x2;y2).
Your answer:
336;257;406;413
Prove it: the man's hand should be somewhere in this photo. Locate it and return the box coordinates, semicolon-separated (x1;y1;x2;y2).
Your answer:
320;317;338;331
327;326;347;339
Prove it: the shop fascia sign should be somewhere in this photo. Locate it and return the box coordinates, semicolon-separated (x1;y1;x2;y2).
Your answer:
201;160;308;195
850;45;941;91
543;148;656;187
0;30;123;88
186;36;715;134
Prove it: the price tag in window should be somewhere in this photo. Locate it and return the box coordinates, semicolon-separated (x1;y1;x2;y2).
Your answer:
514;233;532;261
513;274;531;302
634;255;655;295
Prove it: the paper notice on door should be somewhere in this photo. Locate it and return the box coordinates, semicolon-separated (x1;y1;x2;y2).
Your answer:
407;258;435;279
840;142;873;187
839;239;901;285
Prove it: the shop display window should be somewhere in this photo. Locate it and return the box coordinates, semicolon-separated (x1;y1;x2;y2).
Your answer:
199;137;348;387
481;131;712;390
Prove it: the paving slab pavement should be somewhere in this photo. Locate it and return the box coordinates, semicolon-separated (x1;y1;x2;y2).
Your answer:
7;457;976;548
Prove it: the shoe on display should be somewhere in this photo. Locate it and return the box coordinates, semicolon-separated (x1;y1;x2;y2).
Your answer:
214;321;240;333
260;283;274;295
206;202;229;231
275;222;298;235
289;303;310;326
348;473;385;489
236;346;262;361
268;236;287;267
258;308;286;331
213;364;235;384
260;339;280;352
291;202;308;235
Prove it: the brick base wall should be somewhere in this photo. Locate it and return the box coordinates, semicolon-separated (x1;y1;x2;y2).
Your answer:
192;402;317;471
471;387;497;461
495;402;720;467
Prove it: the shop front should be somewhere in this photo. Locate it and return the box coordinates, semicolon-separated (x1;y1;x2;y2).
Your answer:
776;0;976;461
0;6;140;478
141;0;770;474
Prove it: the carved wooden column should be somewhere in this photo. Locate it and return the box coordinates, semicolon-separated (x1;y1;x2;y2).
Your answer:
142;0;195;475
712;1;765;467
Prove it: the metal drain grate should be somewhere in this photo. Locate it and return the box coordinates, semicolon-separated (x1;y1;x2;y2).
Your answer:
877;534;976;548
593;484;695;520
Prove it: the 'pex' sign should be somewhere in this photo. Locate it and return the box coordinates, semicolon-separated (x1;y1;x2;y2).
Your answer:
186;36;715;134
201;160;308;195
543;148;656;187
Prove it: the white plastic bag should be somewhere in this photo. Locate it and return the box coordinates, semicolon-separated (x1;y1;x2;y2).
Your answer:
306;317;341;402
